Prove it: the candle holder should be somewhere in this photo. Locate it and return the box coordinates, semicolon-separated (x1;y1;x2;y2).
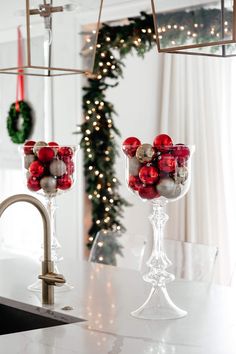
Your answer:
123;135;194;320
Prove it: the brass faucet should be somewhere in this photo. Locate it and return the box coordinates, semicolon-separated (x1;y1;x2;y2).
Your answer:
0;194;66;305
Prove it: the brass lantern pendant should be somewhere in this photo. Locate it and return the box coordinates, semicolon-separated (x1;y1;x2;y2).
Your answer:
0;0;103;76
152;0;236;57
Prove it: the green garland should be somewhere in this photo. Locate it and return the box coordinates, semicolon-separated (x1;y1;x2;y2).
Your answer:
78;9;232;260
7;101;33;144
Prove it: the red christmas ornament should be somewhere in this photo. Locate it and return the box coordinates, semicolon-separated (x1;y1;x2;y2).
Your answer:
66;160;75;175
23;140;36;155
27;176;41;191
48;141;59;154
48;141;59;149
58;147;74;160
29;161;45;177
57;175;73;190
128;175;142;191
139;166;159;185
37;147;55;163
173;144;190;160
122;137;141;158
158;154;177;173
153;134;173;152
139;185;159;200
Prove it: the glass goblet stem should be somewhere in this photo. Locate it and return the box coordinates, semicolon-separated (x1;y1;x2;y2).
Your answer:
45;195;62;263
131;197;187;320
144;198;173;287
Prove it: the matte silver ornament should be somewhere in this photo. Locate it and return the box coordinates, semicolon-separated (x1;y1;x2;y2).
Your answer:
128;156;142;176
33;141;47;155
136;144;155;163
40;176;57;194
24;154;35;169
49;159;67;177
156;178;182;199
176;166;188;184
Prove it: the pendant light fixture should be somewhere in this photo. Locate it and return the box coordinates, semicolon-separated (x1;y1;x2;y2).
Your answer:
0;0;104;76
151;0;236;57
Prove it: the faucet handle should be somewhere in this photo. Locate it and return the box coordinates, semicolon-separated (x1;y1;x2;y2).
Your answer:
39;272;66;287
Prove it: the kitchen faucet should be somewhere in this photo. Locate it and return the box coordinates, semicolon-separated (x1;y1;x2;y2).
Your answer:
0;194;65;305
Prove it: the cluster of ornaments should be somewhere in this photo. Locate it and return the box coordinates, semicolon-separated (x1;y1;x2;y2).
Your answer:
122;134;190;200
23;140;76;195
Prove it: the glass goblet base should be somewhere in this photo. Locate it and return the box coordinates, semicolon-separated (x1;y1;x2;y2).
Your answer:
131;286;187;320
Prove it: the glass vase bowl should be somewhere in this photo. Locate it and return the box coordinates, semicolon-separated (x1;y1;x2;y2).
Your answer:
124;140;195;320
20;141;78;292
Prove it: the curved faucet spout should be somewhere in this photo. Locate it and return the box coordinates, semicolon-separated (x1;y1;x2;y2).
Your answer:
0;194;65;304
0;194;51;261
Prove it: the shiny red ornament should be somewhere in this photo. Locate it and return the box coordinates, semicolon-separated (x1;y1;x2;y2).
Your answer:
139;166;159;185
173;144;190;160
122;137;141;158
66;160;75;175
23;140;36;155
153;134;173;152
58;147;74;160
139;185;159;200
158;154;177;173
48;141;59;149
37;147;55;163
27;176;41;191
29;161;45;177
57;175;73;190
128;175;142;191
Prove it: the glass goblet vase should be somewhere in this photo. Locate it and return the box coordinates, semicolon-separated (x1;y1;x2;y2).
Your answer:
125;144;195;320
21;142;78;292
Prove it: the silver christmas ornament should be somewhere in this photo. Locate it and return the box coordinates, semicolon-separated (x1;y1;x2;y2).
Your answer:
156;178;182;199
40;176;57;194
49;159;67;177
175;166;188;184
136;144;155;163
26;171;31;180
128;156;142;176
24;154;35;169
33;141;47;155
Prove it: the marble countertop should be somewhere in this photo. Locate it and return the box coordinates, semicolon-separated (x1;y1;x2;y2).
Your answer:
0;253;235;354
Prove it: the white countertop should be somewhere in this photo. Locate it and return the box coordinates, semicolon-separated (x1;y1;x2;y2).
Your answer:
0;253;235;354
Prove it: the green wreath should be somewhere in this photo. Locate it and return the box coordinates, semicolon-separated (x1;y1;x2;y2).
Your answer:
7;101;33;144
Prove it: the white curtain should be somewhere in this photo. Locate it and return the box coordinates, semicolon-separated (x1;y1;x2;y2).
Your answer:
157;54;236;284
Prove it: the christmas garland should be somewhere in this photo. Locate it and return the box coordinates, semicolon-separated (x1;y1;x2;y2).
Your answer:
7;101;33;144
78;9;232;258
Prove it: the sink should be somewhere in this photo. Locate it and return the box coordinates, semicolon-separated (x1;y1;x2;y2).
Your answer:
0;303;83;336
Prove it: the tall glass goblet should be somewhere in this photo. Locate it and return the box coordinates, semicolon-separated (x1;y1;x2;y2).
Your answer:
125;143;195;320
21;141;78;292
